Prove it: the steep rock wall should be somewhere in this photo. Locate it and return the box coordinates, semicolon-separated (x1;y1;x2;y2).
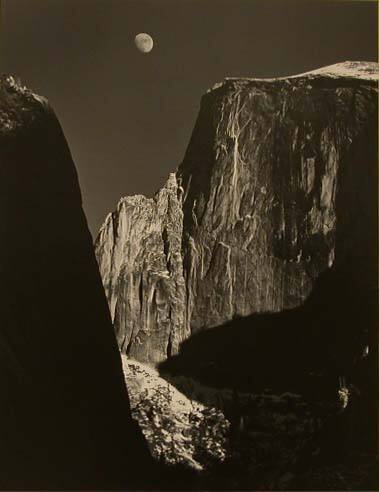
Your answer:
96;173;189;364
95;62;378;363
179;61;378;330
0;76;152;489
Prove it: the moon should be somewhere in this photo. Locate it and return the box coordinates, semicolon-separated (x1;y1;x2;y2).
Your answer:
135;33;154;54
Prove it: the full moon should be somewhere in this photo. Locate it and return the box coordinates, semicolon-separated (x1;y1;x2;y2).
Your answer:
135;33;154;53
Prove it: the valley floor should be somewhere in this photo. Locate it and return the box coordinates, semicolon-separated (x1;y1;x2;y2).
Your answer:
122;356;377;490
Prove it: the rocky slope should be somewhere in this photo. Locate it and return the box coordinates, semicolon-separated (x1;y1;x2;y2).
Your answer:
123;356;229;472
123;356;377;490
95;61;378;364
0;76;152;489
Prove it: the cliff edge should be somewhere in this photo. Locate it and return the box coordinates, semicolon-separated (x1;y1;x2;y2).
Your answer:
0;75;152;489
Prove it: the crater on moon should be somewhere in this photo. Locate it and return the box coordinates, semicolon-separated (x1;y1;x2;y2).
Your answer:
135;33;154;53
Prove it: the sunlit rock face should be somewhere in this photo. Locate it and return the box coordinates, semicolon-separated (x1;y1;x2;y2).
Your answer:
96;61;378;362
179;61;378;330
95;173;189;364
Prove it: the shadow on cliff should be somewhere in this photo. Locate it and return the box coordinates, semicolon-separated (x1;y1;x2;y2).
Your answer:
160;254;376;392
160;96;378;464
160;252;377;469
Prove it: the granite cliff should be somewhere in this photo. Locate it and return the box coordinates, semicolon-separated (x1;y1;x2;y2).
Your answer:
95;61;378;365
0;76;152;489
96;173;189;364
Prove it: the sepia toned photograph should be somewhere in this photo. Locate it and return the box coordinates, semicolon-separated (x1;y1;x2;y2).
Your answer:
0;0;377;490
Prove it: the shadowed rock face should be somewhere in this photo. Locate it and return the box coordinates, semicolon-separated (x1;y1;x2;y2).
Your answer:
0;76;152;490
96;61;378;365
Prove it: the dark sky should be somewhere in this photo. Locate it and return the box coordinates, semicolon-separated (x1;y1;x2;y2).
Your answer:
1;0;377;237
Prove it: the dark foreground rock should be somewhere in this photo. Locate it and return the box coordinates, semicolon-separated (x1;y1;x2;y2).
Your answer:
0;76;153;490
